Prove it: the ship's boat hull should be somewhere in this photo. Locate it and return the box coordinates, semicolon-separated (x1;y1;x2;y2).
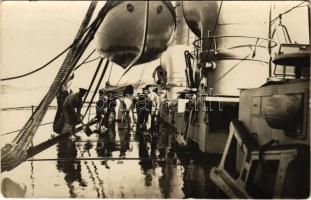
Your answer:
182;1;272;96
96;1;176;68
182;1;218;39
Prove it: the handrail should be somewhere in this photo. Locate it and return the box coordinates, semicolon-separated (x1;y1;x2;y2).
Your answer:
1;104;96;111
193;35;278;51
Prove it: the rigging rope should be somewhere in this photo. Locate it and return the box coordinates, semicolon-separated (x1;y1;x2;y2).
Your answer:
13;2;95;147
66;49;97;85
82;58;105;105
74;49;97;71
1;45;73;81
82;59;110;122
2;49;99;82
0;122;53;137
2;1;99;83
135;64;146;88
79;57;101;65
1;0;111;171
270;1;307;25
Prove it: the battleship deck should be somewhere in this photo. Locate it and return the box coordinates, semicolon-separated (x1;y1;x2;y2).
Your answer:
1;121;226;198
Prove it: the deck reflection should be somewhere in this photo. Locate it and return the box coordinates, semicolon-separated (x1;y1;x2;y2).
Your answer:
2;122;226;198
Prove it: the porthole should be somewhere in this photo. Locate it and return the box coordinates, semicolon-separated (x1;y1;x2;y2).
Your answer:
157;5;163;14
127;3;134;12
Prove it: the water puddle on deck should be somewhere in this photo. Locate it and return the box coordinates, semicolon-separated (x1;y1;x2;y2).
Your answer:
1;122;226;198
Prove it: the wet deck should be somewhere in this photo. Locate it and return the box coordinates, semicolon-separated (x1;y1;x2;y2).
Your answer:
1;122;226;198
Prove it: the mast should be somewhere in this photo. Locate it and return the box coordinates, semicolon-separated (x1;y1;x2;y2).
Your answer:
308;2;310;42
268;2;272;78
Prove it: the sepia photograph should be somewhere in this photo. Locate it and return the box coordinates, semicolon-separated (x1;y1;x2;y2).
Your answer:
0;0;310;198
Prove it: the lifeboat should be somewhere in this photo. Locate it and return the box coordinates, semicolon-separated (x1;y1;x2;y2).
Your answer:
96;1;176;69
182;1;219;52
182;1;274;96
182;1;219;39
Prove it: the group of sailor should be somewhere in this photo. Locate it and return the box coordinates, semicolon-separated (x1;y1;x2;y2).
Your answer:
53;81;168;138
95;85;163;136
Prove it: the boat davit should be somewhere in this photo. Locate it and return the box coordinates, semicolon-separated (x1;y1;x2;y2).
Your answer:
96;1;176;68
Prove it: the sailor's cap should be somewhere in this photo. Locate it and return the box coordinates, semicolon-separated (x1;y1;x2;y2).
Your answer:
79;88;88;93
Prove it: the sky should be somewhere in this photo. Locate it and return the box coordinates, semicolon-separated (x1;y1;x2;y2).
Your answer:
0;1;160;93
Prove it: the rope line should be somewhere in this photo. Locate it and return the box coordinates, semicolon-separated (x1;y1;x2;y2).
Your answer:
1;45;72;81
82;58;105;105
0;1;110;82
0;111;97;137
74;49;98;71
74;50;96;70
1;0;107;171
81;57;101;65
135;64;146;88
0;122;53;137
82;59;110;121
270;1;307;25
16;0;98;152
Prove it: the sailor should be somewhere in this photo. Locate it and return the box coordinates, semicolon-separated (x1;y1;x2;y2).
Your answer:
136;88;151;132
147;87;160;131
122;92;133;130
104;91;117;127
96;90;104;121
105;81;110;88
132;92;140;125
62;88;88;135
96;90;108;131
53;85;69;134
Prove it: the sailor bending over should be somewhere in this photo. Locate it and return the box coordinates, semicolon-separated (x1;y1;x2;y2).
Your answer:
62;88;87;135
